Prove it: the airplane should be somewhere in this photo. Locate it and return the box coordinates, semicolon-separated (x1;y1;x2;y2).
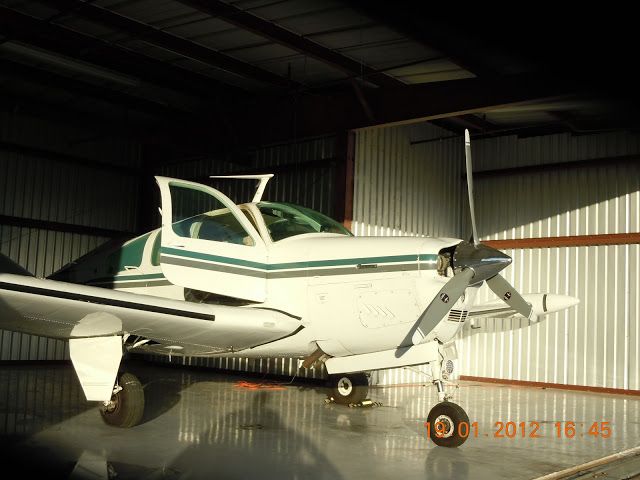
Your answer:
0;130;578;447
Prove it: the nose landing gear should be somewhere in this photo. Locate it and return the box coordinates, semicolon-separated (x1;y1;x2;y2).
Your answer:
426;360;469;447
426;401;470;447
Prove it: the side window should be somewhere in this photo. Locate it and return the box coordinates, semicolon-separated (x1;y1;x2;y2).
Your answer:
169;184;254;246
106;233;149;272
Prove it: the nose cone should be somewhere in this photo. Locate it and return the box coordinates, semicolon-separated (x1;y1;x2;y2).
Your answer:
453;242;512;283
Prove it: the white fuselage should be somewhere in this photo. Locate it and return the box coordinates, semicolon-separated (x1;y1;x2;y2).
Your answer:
53;198;476;361
69;228;475;359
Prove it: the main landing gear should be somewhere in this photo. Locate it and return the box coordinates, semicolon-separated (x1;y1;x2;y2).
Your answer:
100;372;145;428
326;372;369;405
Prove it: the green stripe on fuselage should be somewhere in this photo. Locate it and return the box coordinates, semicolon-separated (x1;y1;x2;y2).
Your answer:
160;247;436;271
89;272;167;284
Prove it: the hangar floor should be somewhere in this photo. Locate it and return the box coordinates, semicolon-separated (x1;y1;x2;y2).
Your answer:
0;361;638;480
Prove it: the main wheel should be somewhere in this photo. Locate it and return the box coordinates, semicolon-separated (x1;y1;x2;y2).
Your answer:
426;401;470;447
100;372;145;428
327;373;368;405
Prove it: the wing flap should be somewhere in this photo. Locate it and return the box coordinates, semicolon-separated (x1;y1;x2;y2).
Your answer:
0;273;302;353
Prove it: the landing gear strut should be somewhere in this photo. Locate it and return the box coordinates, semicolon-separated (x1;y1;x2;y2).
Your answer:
100;372;145;428
327;372;369;405
426;359;469;447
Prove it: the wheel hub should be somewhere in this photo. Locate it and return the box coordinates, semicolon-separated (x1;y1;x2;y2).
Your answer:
434;414;454;438
337;377;353;396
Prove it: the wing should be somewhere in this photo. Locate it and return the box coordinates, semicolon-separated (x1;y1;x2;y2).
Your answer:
0;272;303;357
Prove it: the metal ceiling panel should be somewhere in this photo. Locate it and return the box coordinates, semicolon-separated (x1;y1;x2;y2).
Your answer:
98;0;200;26
237;0;347;24
254;54;348;84
266;7;370;36
387;59;475;84
55;14;123;38
220;41;298;63
307;24;410;50
337;40;439;70
0;0;58;18
167;20;269;48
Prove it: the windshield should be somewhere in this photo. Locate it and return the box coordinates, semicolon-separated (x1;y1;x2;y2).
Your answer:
257;202;352;241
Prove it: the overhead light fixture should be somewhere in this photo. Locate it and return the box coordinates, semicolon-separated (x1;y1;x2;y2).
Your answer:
0;41;140;88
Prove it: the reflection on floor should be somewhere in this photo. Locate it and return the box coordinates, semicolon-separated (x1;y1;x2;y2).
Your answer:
1;361;639;479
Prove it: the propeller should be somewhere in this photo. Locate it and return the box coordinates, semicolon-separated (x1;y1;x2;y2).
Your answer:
465;130;479;247
486;274;537;322
411;269;474;345
411;129;534;345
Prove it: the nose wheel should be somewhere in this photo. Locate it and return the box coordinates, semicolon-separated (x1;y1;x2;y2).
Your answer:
426;401;469;447
327;372;369;405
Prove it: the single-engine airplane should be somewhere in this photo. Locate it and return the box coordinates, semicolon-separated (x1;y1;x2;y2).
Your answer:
0;130;578;447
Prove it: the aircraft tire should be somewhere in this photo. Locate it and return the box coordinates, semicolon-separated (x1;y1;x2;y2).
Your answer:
100;372;145;428
328;373;368;405
426;401;470;447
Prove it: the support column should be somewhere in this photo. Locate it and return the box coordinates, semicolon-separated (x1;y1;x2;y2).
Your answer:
334;130;356;230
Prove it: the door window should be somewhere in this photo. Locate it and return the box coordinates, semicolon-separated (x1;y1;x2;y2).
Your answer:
170;184;254;246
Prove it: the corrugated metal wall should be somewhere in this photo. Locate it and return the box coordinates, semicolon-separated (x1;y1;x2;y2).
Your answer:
458;131;640;390
0;110;141;360
353;126;640;390
352;124;463;238
159;135;337;216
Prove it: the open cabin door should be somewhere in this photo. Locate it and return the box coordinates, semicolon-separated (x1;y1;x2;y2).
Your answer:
156;177;268;302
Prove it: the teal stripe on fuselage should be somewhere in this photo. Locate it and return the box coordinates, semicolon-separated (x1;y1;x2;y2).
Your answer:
89;273;167;284
160;247;437;271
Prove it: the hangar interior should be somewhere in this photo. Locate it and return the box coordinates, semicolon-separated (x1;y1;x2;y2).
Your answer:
1;1;639;478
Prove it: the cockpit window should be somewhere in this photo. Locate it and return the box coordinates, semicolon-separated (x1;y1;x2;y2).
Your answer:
169;184;255;246
257;202;352;242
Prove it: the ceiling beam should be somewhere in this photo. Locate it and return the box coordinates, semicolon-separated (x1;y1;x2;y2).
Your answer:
0;87;236;158
345;0;501;78
449;114;497;132
0;58;194;119
0;6;245;105
230;74;577;144
41;0;300;89
176;0;404;88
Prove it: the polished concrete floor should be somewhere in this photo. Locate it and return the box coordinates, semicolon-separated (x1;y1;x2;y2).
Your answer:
0;361;639;479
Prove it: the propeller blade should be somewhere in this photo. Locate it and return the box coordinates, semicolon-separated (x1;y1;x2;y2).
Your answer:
464;129;479;246
486;274;538;322
412;268;475;345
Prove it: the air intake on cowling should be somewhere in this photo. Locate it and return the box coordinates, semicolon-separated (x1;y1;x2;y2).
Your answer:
447;309;469;323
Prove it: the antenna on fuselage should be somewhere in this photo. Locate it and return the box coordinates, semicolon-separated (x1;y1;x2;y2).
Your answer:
209;174;274;203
